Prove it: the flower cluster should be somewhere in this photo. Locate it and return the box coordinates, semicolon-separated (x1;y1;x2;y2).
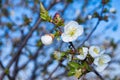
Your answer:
76;46;111;72
41;21;83;45
40;3;112;79
53;46;111;78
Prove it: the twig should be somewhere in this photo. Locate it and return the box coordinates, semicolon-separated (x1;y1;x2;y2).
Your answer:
0;61;12;80
91;66;104;80
46;63;60;80
79;20;100;47
79;4;104;47
69;42;76;52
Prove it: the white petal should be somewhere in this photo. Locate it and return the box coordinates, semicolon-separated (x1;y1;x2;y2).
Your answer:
76;55;86;60
94;54;111;66
76;47;88;60
93;57;99;66
61;33;78;42
101;54;111;63
61;33;70;42
64;21;78;31
82;47;88;54
99;50;105;55
95;64;108;72
76;25;84;36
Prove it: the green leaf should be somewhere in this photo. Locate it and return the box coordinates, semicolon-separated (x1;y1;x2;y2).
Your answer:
61;52;66;57
82;62;91;72
68;69;76;76
68;62;80;69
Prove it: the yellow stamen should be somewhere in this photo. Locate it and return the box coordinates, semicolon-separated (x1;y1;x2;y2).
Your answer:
98;58;104;65
68;28;77;36
93;48;99;54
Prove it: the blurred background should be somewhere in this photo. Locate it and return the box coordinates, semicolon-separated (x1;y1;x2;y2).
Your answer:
0;0;120;80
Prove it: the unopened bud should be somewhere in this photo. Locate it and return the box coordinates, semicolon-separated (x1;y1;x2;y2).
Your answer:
41;34;54;45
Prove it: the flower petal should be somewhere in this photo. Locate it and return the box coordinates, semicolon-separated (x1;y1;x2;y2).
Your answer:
76;25;84;36
64;21;78;31
95;63;108;72
101;54;111;63
76;47;88;60
76;55;86;60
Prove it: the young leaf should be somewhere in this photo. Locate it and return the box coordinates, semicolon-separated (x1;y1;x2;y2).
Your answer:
68;69;76;76
40;3;52;22
68;62;80;69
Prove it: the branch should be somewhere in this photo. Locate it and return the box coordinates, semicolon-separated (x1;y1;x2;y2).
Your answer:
91;66;104;80
79;4;105;47
79;20;100;47
0;17;42;80
46;62;60;80
0;0;59;79
0;61;12;80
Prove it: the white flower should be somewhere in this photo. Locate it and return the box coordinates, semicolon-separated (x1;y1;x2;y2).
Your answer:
110;8;116;13
61;21;83;42
76;47;88;60
94;54;111;72
89;46;101;58
41;34;53;45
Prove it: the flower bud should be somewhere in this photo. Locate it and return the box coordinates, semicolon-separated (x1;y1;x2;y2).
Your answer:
41;34;54;45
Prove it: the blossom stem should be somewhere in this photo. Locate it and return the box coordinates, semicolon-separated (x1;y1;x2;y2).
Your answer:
69;42;76;52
